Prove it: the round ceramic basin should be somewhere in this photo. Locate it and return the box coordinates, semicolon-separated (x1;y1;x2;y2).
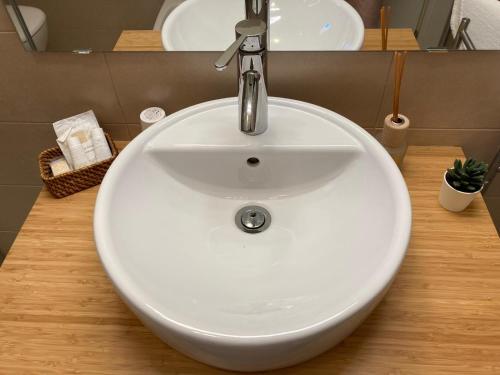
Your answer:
94;97;411;372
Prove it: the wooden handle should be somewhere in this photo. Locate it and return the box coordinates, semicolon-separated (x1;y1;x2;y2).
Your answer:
380;6;390;51
392;50;407;122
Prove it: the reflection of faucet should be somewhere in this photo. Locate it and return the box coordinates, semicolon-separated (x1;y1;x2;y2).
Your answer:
214;1;269;136
245;0;269;23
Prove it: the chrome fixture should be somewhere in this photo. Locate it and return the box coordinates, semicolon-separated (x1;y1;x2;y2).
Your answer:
451;18;476;50
418;0;476;51
214;0;269;136
72;48;93;55
434;0;476;52
235;206;272;234
431;17;476;51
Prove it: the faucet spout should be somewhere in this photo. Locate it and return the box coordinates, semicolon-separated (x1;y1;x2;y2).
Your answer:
246;0;268;22
215;2;269;135
240;68;267;135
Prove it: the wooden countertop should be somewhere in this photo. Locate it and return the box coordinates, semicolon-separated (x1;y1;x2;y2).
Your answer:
1;145;499;374
113;28;420;52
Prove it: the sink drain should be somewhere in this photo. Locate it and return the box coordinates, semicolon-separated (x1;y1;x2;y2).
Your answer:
235;206;271;234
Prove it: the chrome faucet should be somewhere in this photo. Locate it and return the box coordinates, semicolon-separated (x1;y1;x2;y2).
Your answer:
215;0;269;136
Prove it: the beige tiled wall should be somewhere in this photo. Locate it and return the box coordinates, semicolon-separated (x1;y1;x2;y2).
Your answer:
0;4;499;260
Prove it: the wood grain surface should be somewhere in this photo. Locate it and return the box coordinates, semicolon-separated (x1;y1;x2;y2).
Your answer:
113;29;421;52
1;145;499;374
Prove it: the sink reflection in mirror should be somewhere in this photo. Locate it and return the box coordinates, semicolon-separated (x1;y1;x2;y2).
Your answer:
162;0;365;51
4;0;500;52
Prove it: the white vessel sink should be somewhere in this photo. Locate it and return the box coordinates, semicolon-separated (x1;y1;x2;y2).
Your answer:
162;0;365;51
94;97;411;372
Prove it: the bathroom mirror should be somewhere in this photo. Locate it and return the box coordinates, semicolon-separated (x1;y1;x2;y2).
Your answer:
4;0;500;52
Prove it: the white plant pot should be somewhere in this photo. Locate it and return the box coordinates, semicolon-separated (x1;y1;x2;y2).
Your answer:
438;171;483;212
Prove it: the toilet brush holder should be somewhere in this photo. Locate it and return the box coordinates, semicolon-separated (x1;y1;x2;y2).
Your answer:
380;113;410;168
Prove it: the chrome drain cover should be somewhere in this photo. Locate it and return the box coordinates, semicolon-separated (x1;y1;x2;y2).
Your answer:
235;206;271;234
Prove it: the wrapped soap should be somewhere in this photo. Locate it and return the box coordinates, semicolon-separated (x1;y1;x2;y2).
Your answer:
49;157;71;176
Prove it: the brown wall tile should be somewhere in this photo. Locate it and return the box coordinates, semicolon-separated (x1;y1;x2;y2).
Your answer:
41;28;123;53
105;52;236;123
106;51;393;128
101;124;131;141
486;174;500;198
0;122;56;185
19;0;164;51
0;33;124;124
0;185;40;231
269;52;393;128
377;51;500;130
0;231;17;263
0;1;14;32
128;124;142;139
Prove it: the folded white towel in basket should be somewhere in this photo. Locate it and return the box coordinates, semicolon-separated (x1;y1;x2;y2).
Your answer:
451;0;500;49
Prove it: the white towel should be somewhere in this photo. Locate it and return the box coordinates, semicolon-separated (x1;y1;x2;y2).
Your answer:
451;0;500;49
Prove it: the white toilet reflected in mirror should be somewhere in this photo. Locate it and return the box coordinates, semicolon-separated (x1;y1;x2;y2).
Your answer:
6;5;47;51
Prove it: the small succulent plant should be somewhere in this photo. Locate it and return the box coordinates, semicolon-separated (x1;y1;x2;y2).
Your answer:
446;158;488;193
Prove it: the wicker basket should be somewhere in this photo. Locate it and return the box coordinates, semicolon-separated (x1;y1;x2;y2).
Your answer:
39;133;118;198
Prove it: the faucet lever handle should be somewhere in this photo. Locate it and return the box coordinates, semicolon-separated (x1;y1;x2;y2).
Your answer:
214;33;247;71
214;19;267;71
